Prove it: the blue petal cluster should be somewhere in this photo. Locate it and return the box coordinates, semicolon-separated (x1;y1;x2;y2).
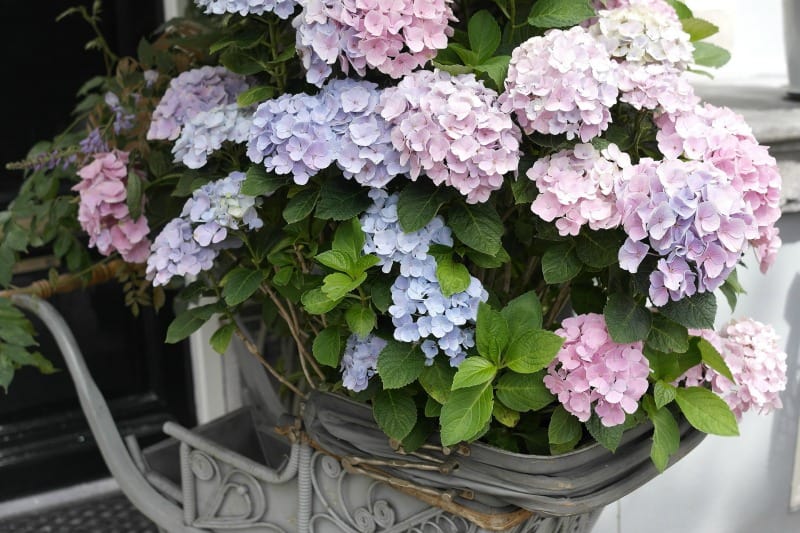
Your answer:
194;0;296;19
247;78;406;187
172;103;253;169
146;171;262;286
79;128;109;156
340;333;387;392
104;92;135;134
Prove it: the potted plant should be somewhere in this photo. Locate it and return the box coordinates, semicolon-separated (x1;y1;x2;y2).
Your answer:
1;0;788;531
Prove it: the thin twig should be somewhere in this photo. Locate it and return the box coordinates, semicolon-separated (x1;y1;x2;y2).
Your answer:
545;282;572;328
286;300;325;380
233;327;306;399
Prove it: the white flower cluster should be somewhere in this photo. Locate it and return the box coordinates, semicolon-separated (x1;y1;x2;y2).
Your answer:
194;0;296;18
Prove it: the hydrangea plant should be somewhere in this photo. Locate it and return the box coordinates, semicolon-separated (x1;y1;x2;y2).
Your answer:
1;0;788;471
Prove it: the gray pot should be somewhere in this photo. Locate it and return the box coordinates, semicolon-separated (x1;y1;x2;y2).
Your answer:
785;0;800;98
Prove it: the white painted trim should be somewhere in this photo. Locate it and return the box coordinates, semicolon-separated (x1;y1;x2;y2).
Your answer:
189;315;243;424
162;0;189;20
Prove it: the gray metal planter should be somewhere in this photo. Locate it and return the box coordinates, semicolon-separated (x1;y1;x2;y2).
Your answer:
12;294;703;533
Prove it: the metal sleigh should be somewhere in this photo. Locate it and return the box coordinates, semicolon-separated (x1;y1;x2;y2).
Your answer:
11;294;702;533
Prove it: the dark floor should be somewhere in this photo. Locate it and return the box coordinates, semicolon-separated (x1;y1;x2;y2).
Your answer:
0;493;157;533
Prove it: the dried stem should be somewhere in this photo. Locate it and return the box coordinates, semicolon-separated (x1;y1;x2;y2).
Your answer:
545;282;572;328
233;327;306;399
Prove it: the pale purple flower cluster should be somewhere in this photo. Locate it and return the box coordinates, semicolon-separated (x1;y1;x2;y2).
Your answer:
147;66;249;141
79;128;109;156
146;171;262;286
247;78;405;187
172;103;253;169
679;320;787;419
616;62;698;114
360;189;453;276
194;0;297;18
544;313;650;427
340;333;387;392
616;158;758;305
293;0;453;86
73;151;151;263
501;26;619;142
146;218;220;286
590;0;694;69
105;92;136;134
381;70;521;203
528;143;629;236
655;104;782;273
389;259;486;366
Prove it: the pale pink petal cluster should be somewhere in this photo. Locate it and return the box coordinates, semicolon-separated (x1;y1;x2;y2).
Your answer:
73;150;151;263
591;0;693;69
680;320;787;419
501;26;619;142
655;104;783;273
616;61;698;114
591;0;679;20
528;142;630;236
293;0;453;86
544;313;650;427
381;70;521;203
616;157;759;305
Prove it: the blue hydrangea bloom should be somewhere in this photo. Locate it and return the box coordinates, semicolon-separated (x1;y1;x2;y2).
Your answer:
172;103;253;169
194;0;296;19
146;218;220;286
340;333;387;392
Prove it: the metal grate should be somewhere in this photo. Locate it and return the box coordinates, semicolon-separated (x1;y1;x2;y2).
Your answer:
0;493;157;533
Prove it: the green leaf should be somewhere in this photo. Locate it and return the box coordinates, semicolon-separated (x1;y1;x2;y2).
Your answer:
401;418;434;453
397;181;446;232
644;346;702;383
495;370;554;411
237;86;275;107
321;272;367;300
654;380;677;409
696;337;734;382
301;288;341;314
440;382;494;446
345;305;376;337
219;48;264;75
693;42;731;68
4;223;28;252
312;327;344;367
0;246;14;287
0;356;13;392
283;188;320;223
659;292;717;330
541;242;581;284
675;387;739;436
466;246;511;268
316;179;371;221
502;291;543;333
529;0;594;28
126;171;143;220
585;414;624;452
604;294;652;343
548;405;583;454
315;250;353;273
373;390;418;441
377;340;426;390
371;277;393;313
642;396;680;472
647;314;690;354
242;165;288;196
505;329;563;374
209;323;236;354
474;56;511;90
419;359;456;404
493;401;520;428
424;397;442;417
719;269;745;311
221;267;267;306
469;10;502;62
576;230;623;269
665;0;694;19
449;202;503;256
681;17;719;42
165;303;222;343
332;218;366;259
436;255;471;297
447;43;480;66
452;357;497;390
476;303;509;364
510;175;537;205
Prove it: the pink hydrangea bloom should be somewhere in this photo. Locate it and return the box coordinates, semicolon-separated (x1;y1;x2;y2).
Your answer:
616;157;759;304
590;0;693;69
544;313;650;427
293;0;454;86
381;70;521;203
617;62;698;114
500;26;619;142
592;0;679;20
73;150;151;263
655;104;783;273
528;143;630;236
680;320;787;419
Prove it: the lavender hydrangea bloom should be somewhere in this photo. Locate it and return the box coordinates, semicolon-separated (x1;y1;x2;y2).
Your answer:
340;333;387;392
172;103;253;169
146;218;220;286
79;128;109;156
147;66;249;141
247;79;405;186
360;189;452;276
182;171;263;246
194;0;297;18
105;92;135;134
